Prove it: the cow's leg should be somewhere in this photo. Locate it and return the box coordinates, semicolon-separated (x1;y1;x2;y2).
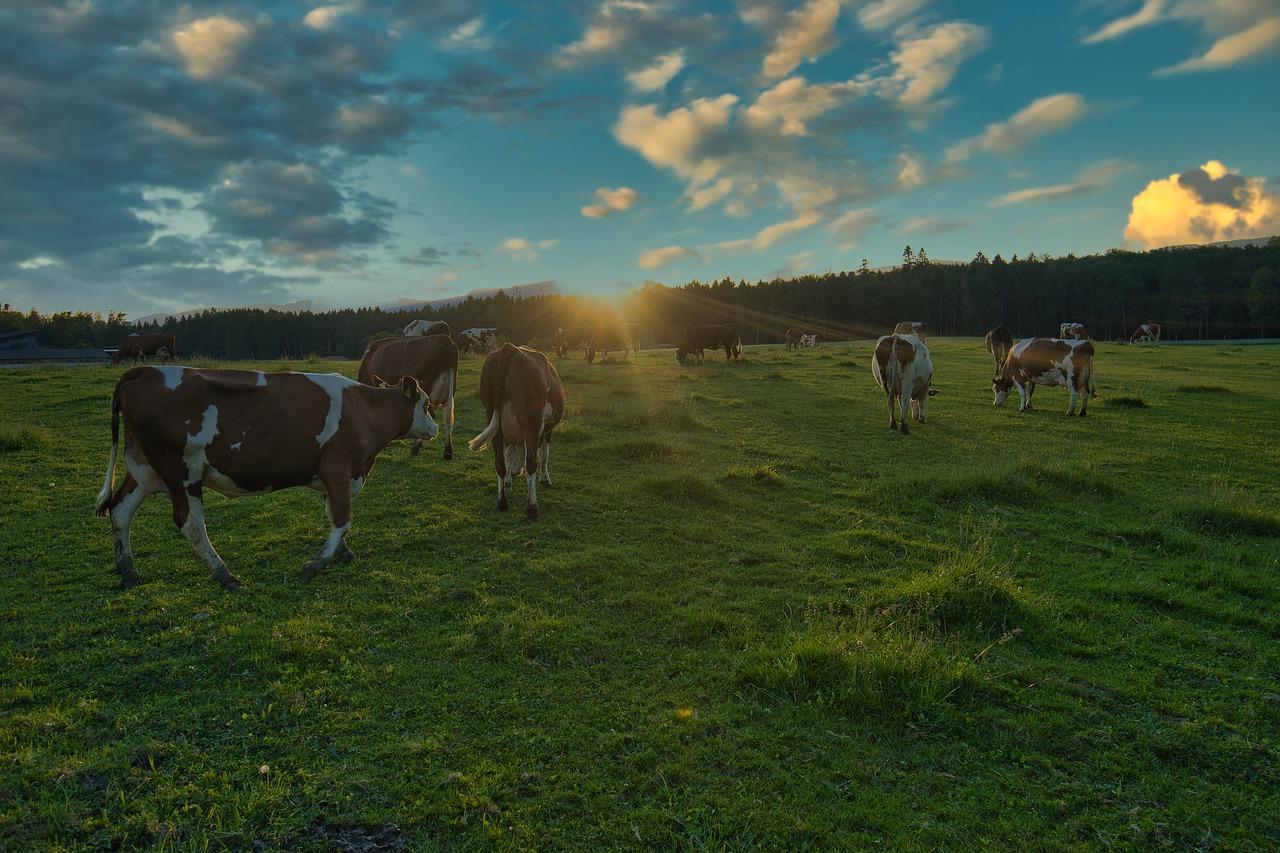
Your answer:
537;434;552;488
493;434;509;511
150;449;240;587
1067;383;1078;416
180;485;241;590
1077;383;1089;417
335;477;363;563
884;390;897;430
108;473;157;588
503;442;522;513
442;389;455;460
899;390;911;435
302;471;352;582
523;421;541;520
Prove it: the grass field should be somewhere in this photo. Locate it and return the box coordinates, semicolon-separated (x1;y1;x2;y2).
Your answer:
2;340;1279;849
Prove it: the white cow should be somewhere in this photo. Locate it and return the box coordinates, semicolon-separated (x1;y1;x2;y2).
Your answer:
871;333;936;434
458;328;499;353
800;334;820;347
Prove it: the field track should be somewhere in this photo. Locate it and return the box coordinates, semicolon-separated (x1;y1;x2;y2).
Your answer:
2;340;1278;848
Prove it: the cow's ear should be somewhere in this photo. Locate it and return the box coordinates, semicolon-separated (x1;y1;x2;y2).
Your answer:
401;376;416;400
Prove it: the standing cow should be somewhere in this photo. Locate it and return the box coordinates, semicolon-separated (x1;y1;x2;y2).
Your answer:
468;344;565;520
553;325;594;358
1130;323;1162;344
676;324;741;365
800;333;820;348
893;321;926;339
113;332;177;364
871;333;936;435
586;323;640;364
358;334;458;459
1059;322;1088;340
993;338;1095;416
94;366;437;588
403;319;451;338
457;328;498;354
985;325;1013;375
784;329;802;350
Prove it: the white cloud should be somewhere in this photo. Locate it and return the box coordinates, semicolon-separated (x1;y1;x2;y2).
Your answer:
626;51;686;92
499;237;559;261
744;76;863;136
1083;0;1165;43
857;0;929;32
947;93;1089;162
440;17;493;52
887;21;989;109
1155;16;1280;75
172;16;254;80
896;152;925;189
686;177;735;211
826;208;879;250
1084;1;1280;75
771;251;815;277
762;0;842;79
581;186;641;218
613;95;738;184
302;5;348;31
752;212;823;249
1124;159;1280;248
638;245;700;268
900;215;975;235
989;160;1133;207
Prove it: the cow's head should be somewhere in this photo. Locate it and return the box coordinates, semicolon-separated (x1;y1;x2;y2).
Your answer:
992;375;1014;406
401;376;439;440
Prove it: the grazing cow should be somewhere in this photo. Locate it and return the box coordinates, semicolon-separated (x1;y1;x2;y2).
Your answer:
800;333;820;348
1130;323;1162;344
457;327;499;354
553;325;594;358
468;344;565;520
113;332;177;364
94;366;437;588
871;334;936;435
403;319;451;338
358;334;458;459
586;323;640;363
893;321;926;339
993;337;1095;416
676;324;741;365
985;325;1013;374
784;329;802;350
1059;322;1088;340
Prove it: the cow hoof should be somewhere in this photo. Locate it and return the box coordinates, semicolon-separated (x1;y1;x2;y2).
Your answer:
300;560;326;583
410;440;423;457
218;574;243;591
526;504;540;520
336;543;356;564
900;425;910;435
443;446;453;460
540;478;552;488
497;497;509;511
1078;410;1088;418
119;571;142;589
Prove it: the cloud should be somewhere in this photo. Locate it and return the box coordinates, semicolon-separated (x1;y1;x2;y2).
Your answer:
887;21;990;109
626;51;685;92
399;246;450;266
753;212;823;248
744;76;865;136
1084;1;1280;75
857;0;929;32
1155;16;1280;75
638;245;700;268
555;1;717;70
770;251;814;277
686;177;735;211
440;17;493;52
499;237;558;261
947;93;1089;161
827;208;880;250
581;186;641;218
900;215;975;236
1124;160;1280;248
613;95;739;184
172;16;255;80
1083;0;1165;43
303;5;350;31
896;152;925;189
762;0;842;79
989;160;1134;207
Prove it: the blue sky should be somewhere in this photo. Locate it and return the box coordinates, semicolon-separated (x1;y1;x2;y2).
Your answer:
2;0;1278;316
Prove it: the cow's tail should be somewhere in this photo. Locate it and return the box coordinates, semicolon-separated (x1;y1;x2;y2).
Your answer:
1081;357;1097;398
468;411;499;452
883;335;903;396
732;330;742;359
94;383;123;516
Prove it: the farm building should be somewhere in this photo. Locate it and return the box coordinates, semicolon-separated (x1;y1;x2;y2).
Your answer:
0;329;111;366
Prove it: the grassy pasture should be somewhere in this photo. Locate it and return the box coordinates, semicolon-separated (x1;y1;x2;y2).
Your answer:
1;340;1278;849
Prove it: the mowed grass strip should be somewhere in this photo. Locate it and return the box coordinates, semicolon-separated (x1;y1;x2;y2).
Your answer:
1;341;1278;849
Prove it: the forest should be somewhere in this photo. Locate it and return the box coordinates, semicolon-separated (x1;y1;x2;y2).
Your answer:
3;241;1278;360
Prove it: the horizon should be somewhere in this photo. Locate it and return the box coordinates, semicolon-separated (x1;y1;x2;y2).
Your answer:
2;1;1279;317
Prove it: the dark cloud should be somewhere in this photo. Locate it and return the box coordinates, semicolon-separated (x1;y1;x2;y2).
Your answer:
1178;166;1249;209
398;247;451;266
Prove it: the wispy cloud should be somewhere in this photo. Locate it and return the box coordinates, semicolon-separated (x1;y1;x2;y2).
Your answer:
581;186;641;218
499;237;558;261
989;160;1133;207
638;244;701;269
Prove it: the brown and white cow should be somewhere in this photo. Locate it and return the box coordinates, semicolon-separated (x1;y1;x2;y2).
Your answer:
468;344;565;519
893;321;926;339
676;324;740;365
784;329;802;350
1058;322;1088;340
457;328;498;354
113;332;177;364
403;319;451;338
985;325;1013;375
586;323;640;363
993;337;1095;416
800;333;820;348
553;325;594;358
94;366;437;589
871;333;936;434
1130;323;1162;344
358;334;458;459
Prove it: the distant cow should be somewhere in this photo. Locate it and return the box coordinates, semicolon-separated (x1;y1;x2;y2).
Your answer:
800;333;820;348
1059;322;1088;340
403;319;451;338
553;325;594;358
985;325;1013;374
94;366;437;588
784;329;802;350
358;334;458;459
676;324;741;365
113;332;177;364
1130;323;1162;344
457;327;498;354
893;321;926;339
468;344;565;520
994;338;1095;416
871;333;936;435
586;323;640;364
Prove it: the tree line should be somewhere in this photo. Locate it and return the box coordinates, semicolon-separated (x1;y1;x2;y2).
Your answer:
3;240;1278;359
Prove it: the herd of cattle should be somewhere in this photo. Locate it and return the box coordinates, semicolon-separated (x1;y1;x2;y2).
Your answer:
93;318;1159;588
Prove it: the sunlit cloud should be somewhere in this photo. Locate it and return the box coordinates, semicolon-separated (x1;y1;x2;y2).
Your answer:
887;20;989;109
1124;160;1280;248
638;244;700;268
989;160;1133;207
826;208;880;251
1155;16;1280;75
172;16;254;80
1084;1;1280;76
627;51;686;92
947;93;1088;162
762;0;842;79
499;237;559;261
857;0;930;33
581;186;641;218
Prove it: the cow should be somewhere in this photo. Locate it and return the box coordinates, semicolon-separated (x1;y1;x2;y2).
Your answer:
468;344;565;520
358;334;458;459
993;337;1096;416
94;366;438;589
1059;322;1088;340
1130;323;1162;344
586;323;640;364
676;324;741;365
985;325;1013;375
800;333;820;348
553;325;594;358
112;332;177;364
403;319;451;338
784;329;802;350
871;334;936;435
457;327;498;354
893;321;926;339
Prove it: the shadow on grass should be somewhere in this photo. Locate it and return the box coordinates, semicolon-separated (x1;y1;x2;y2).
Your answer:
0;425;52;453
641;473;722;504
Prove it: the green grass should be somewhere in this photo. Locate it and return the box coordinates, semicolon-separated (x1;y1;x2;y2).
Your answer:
2;341;1279;848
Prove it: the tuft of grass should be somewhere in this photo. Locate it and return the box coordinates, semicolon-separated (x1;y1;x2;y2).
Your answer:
0;425;52;453
616;439;677;461
640;473;722;504
873;551;1031;635
552;422;591;443
721;464;785;487
1105;395;1147;408
1173;500;1280;538
1177;384;1235;394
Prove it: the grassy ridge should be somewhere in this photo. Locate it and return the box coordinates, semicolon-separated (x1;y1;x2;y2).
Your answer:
1;341;1278;849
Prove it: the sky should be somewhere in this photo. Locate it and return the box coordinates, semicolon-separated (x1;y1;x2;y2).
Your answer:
2;0;1279;317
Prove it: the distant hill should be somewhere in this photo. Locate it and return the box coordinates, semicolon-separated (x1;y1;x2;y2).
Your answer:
1162;235;1277;250
379;280;557;314
134;299;313;325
